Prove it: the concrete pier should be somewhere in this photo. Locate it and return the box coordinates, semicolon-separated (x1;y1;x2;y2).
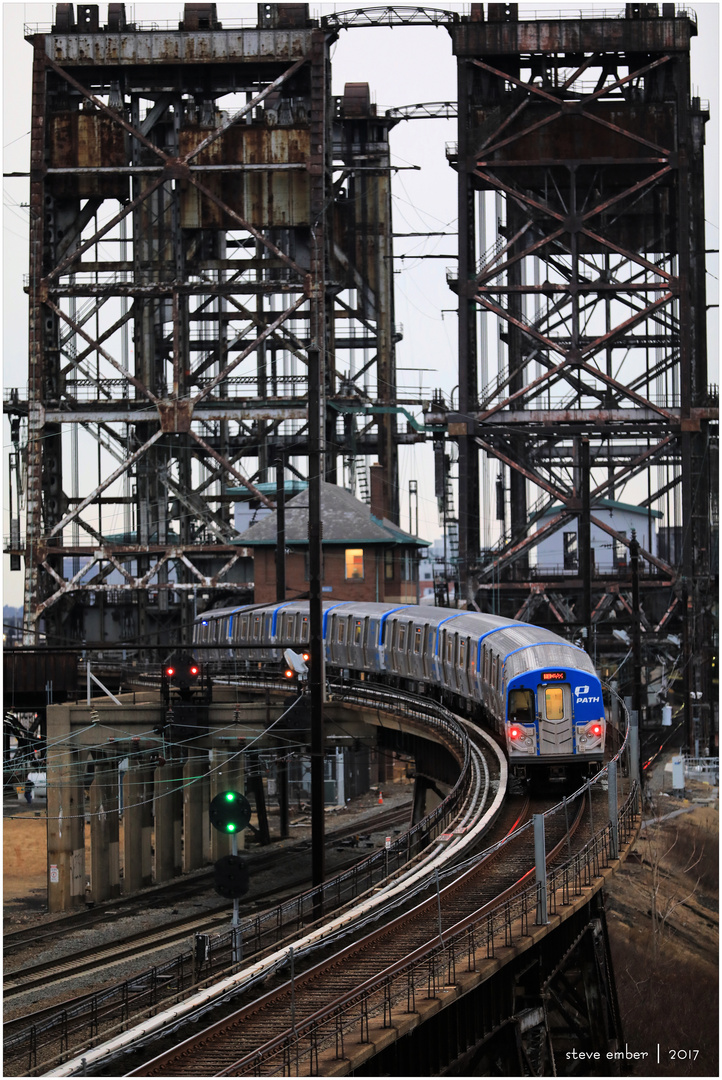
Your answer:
122;762;154;894
47;739;86;913
89;755;120;902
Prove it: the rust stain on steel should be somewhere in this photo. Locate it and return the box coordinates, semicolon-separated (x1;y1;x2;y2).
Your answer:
475;103;675;163
179;124;311;229
451;17;693;58
157;400;194;433
49;111;128;200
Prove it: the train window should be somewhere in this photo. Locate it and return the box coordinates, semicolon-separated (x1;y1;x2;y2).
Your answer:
354;619;363;644
301;616;309;642
337;620;346;644
252;616;261;640
509;689;534;724
491;655;497;686
414;626;423;654
240;615;249;640
458;639;466;669
483;647;489;682
397;624;407;651
285;614;295;640
545;687;564;720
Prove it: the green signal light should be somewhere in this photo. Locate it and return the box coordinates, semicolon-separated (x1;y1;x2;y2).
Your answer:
226;822;236;832
224;791;236;802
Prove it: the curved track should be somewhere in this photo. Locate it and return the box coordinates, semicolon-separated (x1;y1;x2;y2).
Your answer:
15;679;634;1079
46;711;506;1078
127;789;590;1077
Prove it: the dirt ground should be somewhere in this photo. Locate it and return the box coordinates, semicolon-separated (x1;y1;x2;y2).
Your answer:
603;782;719;1078
3;803;48;913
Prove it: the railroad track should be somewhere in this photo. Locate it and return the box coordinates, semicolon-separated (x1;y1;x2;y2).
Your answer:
38;714;504;1077
130;788;593;1077
3;805;411;960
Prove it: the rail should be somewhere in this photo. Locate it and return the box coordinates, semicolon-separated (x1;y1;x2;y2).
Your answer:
5;683;473;1075
217;782;641;1076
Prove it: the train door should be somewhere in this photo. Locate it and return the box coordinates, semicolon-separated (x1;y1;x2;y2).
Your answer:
365;617;382;671
457;636;470;697
538;682;574;755
441;630;457;690
411;623;425;679
345;616;363;669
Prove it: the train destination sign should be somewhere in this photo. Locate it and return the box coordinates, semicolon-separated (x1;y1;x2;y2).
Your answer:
542;672;565;681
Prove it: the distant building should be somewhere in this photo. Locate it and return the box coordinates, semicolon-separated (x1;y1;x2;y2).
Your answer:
233;480;430;604
534;499;663;574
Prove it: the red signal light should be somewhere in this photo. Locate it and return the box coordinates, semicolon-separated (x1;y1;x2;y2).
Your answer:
284;668;295;679
302;652;310;663
189;665;199;677
165;666;175;678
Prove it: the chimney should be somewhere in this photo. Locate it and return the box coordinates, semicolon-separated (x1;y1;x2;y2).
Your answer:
369;462;386;521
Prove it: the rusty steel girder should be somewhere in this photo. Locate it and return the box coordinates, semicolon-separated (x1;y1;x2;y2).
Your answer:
450;7;715;751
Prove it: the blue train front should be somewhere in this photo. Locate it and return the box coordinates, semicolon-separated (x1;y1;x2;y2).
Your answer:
505;660;606;778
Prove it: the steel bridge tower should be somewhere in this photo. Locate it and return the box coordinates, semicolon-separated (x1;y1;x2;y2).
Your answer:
8;2;406;651
445;2;717;752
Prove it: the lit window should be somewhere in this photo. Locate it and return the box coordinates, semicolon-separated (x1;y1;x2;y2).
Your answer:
345;548;364;580
545;687;564;720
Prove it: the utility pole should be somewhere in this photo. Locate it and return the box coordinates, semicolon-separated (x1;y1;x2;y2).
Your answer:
308;345;325;897
276;458;286;603
630;529;643;779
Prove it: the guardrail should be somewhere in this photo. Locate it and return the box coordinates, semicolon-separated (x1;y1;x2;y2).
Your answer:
229;781;641;1077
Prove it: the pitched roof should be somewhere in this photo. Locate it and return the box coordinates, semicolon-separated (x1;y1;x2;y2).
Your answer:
232;481;430;547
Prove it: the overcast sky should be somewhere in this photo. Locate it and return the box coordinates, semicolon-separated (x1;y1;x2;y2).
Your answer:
2;2;719;608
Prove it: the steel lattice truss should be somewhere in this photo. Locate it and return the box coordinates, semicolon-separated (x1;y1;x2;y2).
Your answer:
448;12;715;611
8;11;404;648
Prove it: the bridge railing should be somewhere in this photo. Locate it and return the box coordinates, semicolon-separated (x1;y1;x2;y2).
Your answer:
228;781;641;1077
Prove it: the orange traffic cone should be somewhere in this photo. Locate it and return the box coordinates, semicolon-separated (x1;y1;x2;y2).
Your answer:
378;791;383;805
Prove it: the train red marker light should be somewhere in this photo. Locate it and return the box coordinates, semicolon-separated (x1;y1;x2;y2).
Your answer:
591;723;602;737
509;727;521;740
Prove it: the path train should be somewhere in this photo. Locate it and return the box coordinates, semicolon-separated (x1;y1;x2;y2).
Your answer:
193;601;606;778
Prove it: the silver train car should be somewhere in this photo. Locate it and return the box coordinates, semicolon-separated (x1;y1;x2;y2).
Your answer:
194;601;606;777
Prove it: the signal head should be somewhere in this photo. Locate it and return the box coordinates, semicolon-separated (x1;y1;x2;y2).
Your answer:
209;790;252;835
164;652;200;688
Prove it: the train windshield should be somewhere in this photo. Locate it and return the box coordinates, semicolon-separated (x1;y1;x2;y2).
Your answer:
509;688;534;724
